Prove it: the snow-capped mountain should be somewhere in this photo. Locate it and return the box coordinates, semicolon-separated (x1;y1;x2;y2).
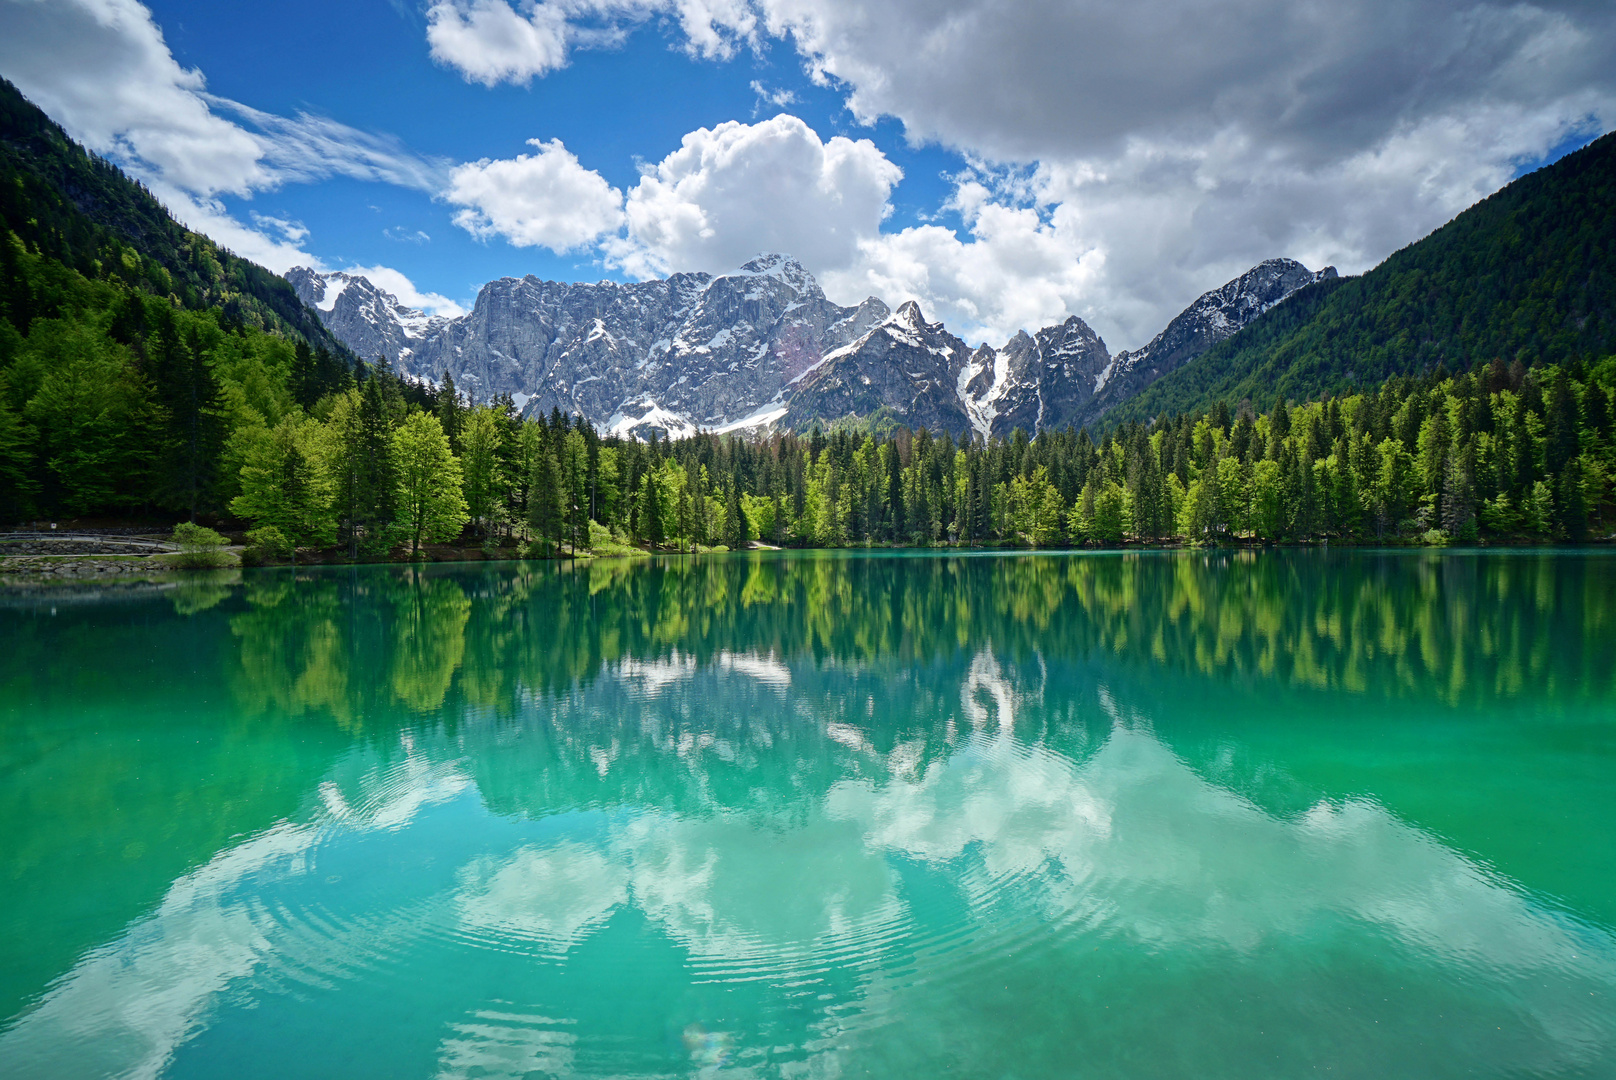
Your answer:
1078;259;1339;426
955;316;1113;440
289;254;1335;439
291;255;889;439
789;301;979;434
284;268;450;367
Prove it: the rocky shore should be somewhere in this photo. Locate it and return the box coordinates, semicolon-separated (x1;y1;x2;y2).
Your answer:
0;555;168;581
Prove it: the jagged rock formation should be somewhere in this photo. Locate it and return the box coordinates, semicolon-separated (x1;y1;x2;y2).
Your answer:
789;301;978;434
1080;259;1339;427
291;254;1334;439
285;268;449;367
957;316;1113;440
291;255;888;439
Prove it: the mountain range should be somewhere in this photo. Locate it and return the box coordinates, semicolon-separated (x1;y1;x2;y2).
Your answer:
289;129;1616;439
8;66;1610;446
289;255;1336;440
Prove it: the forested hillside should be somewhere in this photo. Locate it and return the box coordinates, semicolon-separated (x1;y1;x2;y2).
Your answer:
0;77;352;356
3;208;1613;544
0;237;361;521
1103;131;1616;428
0;73;1610;548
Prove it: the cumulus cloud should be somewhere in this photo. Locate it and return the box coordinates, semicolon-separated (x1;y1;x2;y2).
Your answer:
836;101;1605;349
446;138;625;251
0;0;267;196
426;0;582;85
751;0;1616;164
412;0;1616;347
607;113;902;278
736;0;1616;344
425;0;754;86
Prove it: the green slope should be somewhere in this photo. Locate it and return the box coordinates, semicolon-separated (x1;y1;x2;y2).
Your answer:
0;77;351;359
1103;131;1616;427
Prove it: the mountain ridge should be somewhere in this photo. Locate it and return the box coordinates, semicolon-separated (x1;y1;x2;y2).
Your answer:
1100;130;1616;428
0;77;355;362
293;253;1333;439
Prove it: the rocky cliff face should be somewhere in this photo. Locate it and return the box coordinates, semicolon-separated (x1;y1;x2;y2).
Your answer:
284;267;449;367
788;301;978;434
290;254;1334;439
290;255;888;439
955;316;1114;440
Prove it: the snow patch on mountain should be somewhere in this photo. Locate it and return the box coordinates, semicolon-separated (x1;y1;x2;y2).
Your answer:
292;254;1333;440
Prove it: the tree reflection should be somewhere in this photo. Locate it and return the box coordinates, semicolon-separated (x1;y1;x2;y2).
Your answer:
221;551;1615;731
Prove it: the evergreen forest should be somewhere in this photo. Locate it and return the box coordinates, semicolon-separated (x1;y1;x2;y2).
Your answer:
1;74;1613;554
1106;131;1616;427
3;214;1612;554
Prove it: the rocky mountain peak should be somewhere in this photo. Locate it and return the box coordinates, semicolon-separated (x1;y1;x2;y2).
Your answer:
890;299;927;326
290;253;1334;440
286;266;447;365
730;253;823;299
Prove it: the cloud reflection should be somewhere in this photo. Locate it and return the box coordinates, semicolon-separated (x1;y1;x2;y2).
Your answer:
5;641;1614;1078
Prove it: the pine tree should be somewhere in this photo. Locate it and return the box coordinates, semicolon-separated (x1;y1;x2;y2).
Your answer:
723;474;745;550
436;371;465;454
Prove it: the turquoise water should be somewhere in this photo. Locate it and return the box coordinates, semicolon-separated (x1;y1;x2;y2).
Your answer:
1;550;1614;1078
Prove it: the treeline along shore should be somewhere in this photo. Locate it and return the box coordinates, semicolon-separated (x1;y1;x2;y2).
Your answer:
2;230;1614;559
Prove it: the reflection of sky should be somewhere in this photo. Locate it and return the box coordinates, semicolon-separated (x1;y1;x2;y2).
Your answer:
5;648;1615;1079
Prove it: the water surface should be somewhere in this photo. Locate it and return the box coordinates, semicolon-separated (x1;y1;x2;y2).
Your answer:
2;550;1614;1078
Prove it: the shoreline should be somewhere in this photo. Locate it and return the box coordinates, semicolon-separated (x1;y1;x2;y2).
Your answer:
5;536;1613;586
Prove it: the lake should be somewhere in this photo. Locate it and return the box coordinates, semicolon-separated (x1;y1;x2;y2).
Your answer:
2;549;1614;1079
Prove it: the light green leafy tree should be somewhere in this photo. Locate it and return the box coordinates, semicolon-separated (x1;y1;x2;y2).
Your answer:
1008;465;1064;547
740;492;774;543
1249;459;1287;540
229;415;336;550
460;406;507;539
391;411;468;557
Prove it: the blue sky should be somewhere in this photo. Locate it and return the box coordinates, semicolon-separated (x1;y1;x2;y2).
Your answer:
1;0;1612;348
147;0;960;300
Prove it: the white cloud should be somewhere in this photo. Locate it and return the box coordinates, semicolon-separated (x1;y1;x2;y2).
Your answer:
409;0;1616;348
749;79;796;108
671;0;756;59
426;0;582;85
751;0;1615;164
425;0;755;86
249;212;311;247
0;0;267;196
822;191;1104;347
446;138;625;251
607;113;902;278
212;99;449;194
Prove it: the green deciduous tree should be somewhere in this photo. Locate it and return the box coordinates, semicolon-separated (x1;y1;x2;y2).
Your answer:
229;415;336;551
392;411;468;557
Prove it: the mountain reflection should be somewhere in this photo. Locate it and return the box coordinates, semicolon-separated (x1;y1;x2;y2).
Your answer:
7;611;1616;1077
3;551;1614;1078
209;551;1616;728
